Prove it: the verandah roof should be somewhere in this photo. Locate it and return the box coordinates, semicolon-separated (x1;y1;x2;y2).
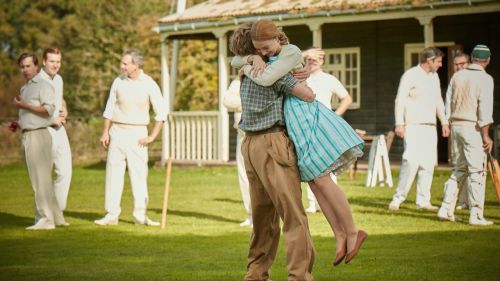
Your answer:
158;0;485;24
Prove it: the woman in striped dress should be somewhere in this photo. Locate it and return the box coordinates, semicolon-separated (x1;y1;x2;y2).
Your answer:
230;19;367;266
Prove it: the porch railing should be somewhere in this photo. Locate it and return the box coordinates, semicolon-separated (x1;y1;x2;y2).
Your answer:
166;111;220;162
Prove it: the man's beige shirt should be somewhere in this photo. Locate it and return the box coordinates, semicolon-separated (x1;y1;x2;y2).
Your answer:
448;63;494;127
18;73;55;130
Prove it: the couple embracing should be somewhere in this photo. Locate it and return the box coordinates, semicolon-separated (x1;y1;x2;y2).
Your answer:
230;19;368;281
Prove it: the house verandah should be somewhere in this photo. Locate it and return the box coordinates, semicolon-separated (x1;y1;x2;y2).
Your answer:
156;0;500;166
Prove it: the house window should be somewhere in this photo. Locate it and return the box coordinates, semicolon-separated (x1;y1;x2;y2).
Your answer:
322;47;361;109
404;42;455;70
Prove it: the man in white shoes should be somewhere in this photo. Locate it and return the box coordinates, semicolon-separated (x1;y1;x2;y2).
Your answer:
444;51;471;213
302;47;353;213
223;79;253;227
39;48;72;220
95;48;166;227
437;45;494;226
14;53;66;230
389;47;449;211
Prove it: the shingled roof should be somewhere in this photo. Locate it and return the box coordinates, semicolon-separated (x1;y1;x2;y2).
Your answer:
158;0;477;24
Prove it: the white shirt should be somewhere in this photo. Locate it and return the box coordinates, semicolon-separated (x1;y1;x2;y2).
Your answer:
39;69;63;119
306;70;348;109
448;63;494;127
394;65;448;126
103;70;167;125
223;79;245;135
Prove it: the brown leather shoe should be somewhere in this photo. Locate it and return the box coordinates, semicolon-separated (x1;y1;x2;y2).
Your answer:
333;241;347;266
345;230;368;264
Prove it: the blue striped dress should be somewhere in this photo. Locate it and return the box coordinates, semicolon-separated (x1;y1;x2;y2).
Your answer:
284;95;365;182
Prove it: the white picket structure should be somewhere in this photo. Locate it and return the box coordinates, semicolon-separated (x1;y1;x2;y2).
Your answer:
365;134;393;187
166;111;220;161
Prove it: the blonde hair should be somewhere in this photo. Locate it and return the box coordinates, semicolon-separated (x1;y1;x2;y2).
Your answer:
229;23;256;56
250;19;289;45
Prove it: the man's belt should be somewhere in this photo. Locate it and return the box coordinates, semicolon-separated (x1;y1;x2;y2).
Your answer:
245;124;285;136
22;127;47;133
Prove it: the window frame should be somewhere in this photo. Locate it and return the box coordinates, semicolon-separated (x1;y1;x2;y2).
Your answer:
322;47;361;110
404;42;455;70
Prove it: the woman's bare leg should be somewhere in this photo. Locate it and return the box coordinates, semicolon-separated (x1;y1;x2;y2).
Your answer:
312;174;359;253
308;181;346;253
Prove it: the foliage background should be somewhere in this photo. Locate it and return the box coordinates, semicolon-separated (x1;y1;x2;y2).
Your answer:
0;0;217;119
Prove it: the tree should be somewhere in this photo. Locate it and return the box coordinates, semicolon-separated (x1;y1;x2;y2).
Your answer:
175;40;218;111
0;0;219;119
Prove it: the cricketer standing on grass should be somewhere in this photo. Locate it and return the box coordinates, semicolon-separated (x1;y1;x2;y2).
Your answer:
14;53;67;230
389;47;450;211
437;45;494;226
39;48;73;213
95;48;166;227
223;78;253;227
444;51;470;212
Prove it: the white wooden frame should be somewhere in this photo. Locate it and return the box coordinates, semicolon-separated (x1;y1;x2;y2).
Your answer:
322;47;361;110
404;42;455;70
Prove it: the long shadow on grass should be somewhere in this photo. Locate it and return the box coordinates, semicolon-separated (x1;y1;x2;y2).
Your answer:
64;210;103;221
213;198;244;204
150;208;240;223
348;196;500;221
357;208;451;222
0;212;33;227
83;161;157;170
347;197;451;222
348;197;392;210
64;210;138;225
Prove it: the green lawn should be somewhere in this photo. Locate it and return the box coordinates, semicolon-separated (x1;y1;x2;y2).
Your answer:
0;164;499;281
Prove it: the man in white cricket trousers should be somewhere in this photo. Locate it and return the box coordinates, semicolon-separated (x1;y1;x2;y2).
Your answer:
302;47;353;213
95;48;166;226
444;51;470;212
223;79;253;227
389;47;450;211
14;53;66;230
437;45;494;226
39;48;72;213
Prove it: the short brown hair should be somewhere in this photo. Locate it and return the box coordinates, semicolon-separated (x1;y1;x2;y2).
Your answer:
229;23;256;56
419;47;444;63
43;47;62;60
453;50;469;62
17;53;38;66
